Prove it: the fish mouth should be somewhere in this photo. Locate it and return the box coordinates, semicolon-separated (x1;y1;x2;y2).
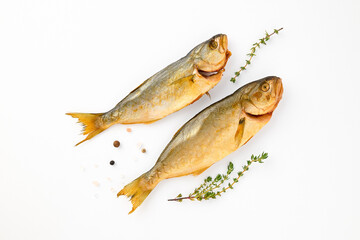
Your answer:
198;69;222;78
216;34;228;54
276;78;283;100
197;50;232;78
270;77;283;110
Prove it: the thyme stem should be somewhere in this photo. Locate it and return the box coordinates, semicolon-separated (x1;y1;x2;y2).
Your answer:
230;28;283;83
168;152;268;202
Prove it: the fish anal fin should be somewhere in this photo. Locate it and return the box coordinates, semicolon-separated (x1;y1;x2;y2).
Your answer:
192;166;210;176
189;94;204;105
143;119;160;125
243;136;253;146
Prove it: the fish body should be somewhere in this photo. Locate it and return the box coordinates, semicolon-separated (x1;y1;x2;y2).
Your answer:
118;76;283;214
67;34;231;145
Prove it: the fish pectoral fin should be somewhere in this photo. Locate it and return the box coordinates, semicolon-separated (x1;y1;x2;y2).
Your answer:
234;117;245;147
192;166;211;176
169;74;195;86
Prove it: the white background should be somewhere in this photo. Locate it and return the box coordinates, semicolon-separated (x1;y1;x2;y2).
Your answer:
1;0;359;239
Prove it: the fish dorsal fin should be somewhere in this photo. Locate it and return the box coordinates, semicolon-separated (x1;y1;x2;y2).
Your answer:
128;78;150;95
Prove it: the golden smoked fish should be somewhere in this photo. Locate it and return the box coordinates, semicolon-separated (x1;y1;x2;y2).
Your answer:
67;34;231;146
118;76;283;213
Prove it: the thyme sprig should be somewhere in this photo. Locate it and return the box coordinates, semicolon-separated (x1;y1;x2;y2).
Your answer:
230;28;283;83
168;152;268;202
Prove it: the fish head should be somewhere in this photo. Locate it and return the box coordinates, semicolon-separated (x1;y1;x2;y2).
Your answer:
192;34;231;77
241;76;283;116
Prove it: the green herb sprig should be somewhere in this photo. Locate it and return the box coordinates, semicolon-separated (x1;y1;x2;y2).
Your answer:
230;28;283;83
168;152;268;202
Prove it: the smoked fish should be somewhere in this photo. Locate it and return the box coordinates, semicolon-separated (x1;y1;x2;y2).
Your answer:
118;76;283;213
67;34;231;146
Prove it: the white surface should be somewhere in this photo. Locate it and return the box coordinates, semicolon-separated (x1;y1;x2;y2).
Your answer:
0;0;359;239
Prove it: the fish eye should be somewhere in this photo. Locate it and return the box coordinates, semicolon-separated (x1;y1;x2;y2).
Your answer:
261;82;270;92
209;39;218;49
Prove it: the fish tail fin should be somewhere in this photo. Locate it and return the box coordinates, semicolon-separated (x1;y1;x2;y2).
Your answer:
117;174;153;214
66;112;106;146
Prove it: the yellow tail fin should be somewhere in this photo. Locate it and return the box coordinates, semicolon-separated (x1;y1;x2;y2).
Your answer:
117;174;153;214
66;112;106;146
